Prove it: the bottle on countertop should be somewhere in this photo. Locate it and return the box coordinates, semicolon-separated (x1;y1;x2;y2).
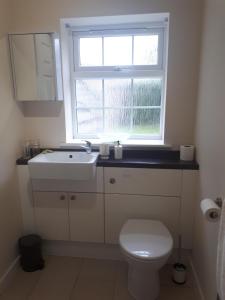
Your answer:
114;140;123;160
22;140;31;158
30;139;41;157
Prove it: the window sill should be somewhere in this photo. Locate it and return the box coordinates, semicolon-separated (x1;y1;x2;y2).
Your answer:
60;139;171;150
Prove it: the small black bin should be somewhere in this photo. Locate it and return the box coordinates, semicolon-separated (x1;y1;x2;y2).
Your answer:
18;234;45;272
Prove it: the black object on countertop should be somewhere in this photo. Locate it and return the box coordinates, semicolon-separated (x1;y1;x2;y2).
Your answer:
97;150;199;169
18;234;45;272
16;149;199;170
16;157;31;165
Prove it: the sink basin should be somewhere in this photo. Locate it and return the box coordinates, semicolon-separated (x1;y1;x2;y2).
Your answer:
28;151;99;180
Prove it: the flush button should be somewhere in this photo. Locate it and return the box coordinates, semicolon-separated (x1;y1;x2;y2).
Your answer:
69;154;73;158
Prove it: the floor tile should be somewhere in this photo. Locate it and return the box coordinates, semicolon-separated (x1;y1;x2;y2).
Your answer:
78;258;118;282
158;285;199;300
28;256;83;300
114;262;134;300
0;257;199;300
70;258;118;300
114;262;135;300
70;279;115;300
0;268;41;300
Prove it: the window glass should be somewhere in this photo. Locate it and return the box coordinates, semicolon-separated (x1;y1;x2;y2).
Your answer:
132;108;161;135
76;108;103;134
104;36;132;66
76;80;102;107
79;38;102;66
74;78;162;137
133;78;162;106
104;108;132;134
104;79;132;107
133;35;158;65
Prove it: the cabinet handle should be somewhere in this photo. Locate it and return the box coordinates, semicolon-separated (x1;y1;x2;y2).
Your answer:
60;195;65;200
70;195;76;201
109;178;116;184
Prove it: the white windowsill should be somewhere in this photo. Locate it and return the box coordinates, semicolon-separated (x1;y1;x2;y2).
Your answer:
60;139;171;150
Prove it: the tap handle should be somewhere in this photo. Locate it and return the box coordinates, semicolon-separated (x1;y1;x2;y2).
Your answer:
83;140;91;147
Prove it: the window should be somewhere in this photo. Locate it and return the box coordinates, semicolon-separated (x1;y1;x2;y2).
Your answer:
66;16;168;143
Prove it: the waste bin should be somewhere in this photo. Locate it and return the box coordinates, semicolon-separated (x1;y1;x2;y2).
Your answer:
18;234;45;272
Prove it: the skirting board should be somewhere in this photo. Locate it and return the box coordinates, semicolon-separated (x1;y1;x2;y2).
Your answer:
0;256;20;294
43;240;124;261
43;240;191;264
188;255;205;300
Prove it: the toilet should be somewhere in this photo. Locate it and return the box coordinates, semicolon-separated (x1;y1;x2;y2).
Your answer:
119;219;173;300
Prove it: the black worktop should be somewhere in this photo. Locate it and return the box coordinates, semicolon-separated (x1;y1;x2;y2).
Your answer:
16;149;199;170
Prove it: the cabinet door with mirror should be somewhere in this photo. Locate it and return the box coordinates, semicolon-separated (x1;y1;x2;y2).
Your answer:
9;33;63;101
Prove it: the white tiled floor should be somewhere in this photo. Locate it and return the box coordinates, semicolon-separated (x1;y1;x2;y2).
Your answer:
0;256;199;300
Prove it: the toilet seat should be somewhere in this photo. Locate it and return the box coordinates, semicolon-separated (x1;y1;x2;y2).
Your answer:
119;219;173;261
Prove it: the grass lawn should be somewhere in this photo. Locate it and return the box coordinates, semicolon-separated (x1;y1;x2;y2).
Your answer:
132;125;160;135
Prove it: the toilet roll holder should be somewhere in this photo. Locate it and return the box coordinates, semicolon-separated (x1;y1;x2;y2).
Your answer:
210;198;223;220
215;197;222;208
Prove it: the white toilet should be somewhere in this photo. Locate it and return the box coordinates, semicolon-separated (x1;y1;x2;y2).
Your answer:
119;219;173;300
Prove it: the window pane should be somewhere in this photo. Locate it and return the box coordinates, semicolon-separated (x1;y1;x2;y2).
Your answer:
76;108;103;134
76;80;102;107
132;108;160;135
104;109;131;133
104;79;132;107
134;35;158;65
104;36;132;66
79;38;102;66
133;78;162;106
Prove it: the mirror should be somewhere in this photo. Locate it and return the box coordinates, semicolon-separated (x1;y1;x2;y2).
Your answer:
9;33;63;101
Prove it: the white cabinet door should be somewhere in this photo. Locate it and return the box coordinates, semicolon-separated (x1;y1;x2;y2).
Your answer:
17;165;35;234
33;192;69;241
104;168;182;196
10;34;37;100
180;170;198;249
69;193;104;243
105;194;180;245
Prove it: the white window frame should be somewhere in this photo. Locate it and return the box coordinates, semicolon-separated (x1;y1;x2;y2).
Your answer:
61;14;169;145
73;27;164;72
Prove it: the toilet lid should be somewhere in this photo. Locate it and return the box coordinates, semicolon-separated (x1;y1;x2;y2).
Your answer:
119;219;173;261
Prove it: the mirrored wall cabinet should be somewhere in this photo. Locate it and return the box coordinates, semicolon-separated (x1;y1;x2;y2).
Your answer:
9;33;63;101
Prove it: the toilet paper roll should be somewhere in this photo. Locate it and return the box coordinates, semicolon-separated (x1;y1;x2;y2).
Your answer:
180;145;195;161
200;198;221;222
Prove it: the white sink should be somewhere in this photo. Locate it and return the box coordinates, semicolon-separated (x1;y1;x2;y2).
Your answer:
28;151;99;180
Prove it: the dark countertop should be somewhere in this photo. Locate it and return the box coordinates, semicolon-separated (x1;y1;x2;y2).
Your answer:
16;149;199;170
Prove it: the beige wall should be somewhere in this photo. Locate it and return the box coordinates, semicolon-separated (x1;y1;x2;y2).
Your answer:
2;1;224;297
10;0;203;147
193;0;225;299
0;0;23;278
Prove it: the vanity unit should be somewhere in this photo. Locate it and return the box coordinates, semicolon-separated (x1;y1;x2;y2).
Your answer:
31;167;104;243
17;152;198;252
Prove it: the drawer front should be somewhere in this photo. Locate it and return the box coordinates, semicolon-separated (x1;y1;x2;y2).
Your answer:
104;168;182;196
31;167;103;193
105;194;180;245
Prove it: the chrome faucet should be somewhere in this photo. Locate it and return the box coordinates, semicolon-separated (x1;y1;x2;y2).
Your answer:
81;140;92;154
